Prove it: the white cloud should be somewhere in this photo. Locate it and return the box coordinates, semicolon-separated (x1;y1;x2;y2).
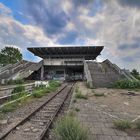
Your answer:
0;1;140;71
0;3;56;51
70;1;140;71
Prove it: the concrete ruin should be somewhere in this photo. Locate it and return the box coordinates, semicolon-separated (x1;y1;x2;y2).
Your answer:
0;46;136;87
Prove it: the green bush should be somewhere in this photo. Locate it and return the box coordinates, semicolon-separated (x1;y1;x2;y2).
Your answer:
54;116;89;140
12;85;25;94
114;120;131;130
114;79;140;89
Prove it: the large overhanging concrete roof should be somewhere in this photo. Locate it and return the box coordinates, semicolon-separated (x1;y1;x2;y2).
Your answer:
27;45;104;60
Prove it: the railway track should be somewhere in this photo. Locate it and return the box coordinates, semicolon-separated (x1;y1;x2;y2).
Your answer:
0;83;74;140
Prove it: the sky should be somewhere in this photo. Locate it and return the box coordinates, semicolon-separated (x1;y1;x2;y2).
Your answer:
0;0;140;71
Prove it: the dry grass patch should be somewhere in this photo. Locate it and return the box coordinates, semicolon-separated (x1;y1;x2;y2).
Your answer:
114;120;131;130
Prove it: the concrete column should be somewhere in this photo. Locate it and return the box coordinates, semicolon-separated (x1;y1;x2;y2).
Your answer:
41;65;44;80
64;69;66;81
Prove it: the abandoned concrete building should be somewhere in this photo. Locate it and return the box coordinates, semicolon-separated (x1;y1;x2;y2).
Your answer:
0;46;136;87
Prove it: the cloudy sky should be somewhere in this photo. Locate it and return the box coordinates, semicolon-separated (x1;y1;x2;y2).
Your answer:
0;0;140;71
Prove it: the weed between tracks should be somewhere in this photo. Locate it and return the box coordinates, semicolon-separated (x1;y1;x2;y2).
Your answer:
32;80;61;98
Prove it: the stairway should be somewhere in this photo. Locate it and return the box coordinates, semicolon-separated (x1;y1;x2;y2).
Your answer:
86;59;135;87
0;60;42;84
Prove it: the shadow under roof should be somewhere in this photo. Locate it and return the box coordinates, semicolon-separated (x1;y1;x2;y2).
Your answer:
27;46;104;60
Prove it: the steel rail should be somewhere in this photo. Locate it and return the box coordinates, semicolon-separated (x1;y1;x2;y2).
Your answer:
38;83;74;140
0;84;67;140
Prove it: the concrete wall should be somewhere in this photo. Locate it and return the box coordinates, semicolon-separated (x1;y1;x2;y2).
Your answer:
43;58;84;66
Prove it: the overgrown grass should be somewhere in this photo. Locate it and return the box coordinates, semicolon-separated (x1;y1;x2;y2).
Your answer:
67;111;76;117
32;89;46;98
32;80;61;98
12;85;25;94
94;93;105;97
75;86;88;100
0;102;18;113
114;120;131;130
0;80;61;114
114;79;140;89
75;92;88;99
0;92;29;113
11;91;28;100
54;116;89;140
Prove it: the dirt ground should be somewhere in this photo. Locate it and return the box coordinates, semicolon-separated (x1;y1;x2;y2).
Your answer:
77;82;140;122
70;82;140;139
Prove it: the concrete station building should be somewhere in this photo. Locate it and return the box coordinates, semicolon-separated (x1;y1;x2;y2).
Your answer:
27;46;103;81
0;46;136;87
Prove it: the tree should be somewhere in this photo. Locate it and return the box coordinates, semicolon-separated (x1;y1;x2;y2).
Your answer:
0;46;22;65
131;69;140;80
131;69;139;77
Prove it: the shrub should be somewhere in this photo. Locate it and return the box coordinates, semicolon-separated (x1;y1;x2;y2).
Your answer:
54;116;89;140
114;120;131;130
75;92;88;100
114;79;140;89
12;85;25;94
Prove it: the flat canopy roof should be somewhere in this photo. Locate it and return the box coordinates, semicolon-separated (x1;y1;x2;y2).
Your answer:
27;46;104;60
